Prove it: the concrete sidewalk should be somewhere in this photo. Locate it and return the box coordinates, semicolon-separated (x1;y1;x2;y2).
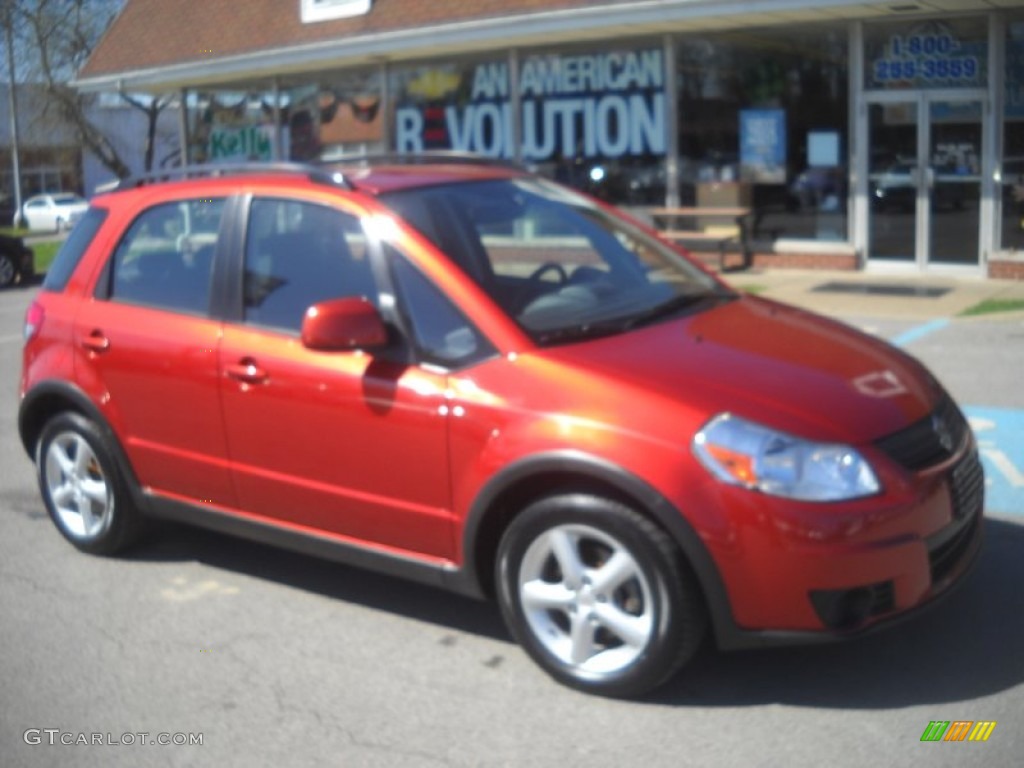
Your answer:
723;268;1024;320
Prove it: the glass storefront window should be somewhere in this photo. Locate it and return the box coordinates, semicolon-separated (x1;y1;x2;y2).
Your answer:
187;70;384;165
1003;16;1024;252
288;69;384;160
188;90;278;164
389;44;667;206
676;26;849;241
1;150;81;200
390;55;509;156
518;43;667;204
864;17;988;91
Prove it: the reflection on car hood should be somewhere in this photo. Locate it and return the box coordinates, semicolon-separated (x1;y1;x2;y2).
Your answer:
538;294;940;444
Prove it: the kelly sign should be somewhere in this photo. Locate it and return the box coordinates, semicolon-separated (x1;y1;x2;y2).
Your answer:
209;125;275;162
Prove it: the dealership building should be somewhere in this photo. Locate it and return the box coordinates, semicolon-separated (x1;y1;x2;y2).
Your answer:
77;0;1024;277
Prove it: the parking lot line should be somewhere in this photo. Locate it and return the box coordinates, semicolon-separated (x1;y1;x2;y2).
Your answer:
966;406;1024;517
890;318;950;348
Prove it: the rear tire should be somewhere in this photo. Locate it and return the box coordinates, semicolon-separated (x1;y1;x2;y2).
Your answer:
36;412;144;555
496;494;706;698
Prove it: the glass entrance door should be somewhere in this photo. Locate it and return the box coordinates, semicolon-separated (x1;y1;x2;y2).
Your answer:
866;94;984;269
868;101;918;262
929;99;982;265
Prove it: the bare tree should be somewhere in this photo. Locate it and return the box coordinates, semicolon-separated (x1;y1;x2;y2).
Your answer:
12;0;173;178
119;92;176;172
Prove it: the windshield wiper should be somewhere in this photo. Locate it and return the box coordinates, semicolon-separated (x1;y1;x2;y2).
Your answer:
532;320;631;346
619;290;735;330
531;290;734;345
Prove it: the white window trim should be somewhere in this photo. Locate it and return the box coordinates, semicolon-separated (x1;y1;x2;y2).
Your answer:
300;0;372;24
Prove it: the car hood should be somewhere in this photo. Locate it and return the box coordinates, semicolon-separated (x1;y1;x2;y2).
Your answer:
536;294;942;444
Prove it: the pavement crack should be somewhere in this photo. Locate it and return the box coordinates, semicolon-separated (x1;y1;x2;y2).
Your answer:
346;733;457;767
0;569;77;599
270;681;326;729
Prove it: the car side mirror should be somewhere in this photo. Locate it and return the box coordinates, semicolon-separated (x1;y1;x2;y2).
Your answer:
301;297;388;352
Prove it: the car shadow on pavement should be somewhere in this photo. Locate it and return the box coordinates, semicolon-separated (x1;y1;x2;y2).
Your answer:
129;519;511;642
127;515;1023;708
651;516;1024;708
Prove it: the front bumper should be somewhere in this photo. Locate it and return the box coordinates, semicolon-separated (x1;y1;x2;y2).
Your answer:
703;446;984;649
716;519;982;651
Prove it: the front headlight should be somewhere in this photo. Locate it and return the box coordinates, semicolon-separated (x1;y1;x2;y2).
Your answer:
692;414;880;502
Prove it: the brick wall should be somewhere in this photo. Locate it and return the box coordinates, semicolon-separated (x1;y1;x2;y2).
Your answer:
688;250;858;272
988;260;1024;280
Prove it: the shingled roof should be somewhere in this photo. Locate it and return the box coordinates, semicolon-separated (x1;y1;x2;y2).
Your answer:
77;0;950;92
78;0;617;89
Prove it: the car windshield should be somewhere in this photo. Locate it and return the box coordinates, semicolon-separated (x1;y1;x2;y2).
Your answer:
381;178;729;345
52;194;84;205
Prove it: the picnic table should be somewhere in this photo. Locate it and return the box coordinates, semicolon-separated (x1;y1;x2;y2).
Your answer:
646;206;753;271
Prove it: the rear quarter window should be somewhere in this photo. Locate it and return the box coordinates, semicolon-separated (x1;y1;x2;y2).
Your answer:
42;207;109;292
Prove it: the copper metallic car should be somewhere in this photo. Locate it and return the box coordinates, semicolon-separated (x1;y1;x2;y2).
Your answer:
19;157;982;697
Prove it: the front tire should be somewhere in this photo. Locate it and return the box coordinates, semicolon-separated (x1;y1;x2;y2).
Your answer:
496;494;706;698
36;412;144;555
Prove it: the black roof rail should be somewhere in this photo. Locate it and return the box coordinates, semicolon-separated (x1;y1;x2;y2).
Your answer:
95;162;352;195
318;149;531;171
93;152;531;196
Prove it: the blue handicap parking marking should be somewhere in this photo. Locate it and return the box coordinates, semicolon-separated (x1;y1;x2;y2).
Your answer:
964;406;1024;517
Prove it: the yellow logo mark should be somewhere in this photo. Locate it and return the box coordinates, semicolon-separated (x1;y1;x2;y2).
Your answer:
406;70;462;100
968;722;997;742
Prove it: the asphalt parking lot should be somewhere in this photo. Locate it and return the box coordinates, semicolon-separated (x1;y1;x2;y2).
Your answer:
2;274;1022;768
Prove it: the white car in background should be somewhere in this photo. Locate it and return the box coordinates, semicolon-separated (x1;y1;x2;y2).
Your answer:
16;193;89;232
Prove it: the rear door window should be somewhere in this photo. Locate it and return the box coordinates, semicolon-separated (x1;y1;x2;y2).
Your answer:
105;199;225;314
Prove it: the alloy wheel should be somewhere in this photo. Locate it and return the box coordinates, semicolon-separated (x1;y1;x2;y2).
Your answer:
44;431;113;540
517;523;655;675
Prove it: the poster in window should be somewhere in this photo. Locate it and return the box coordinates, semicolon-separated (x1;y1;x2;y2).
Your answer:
740;109;786;183
808;131;840;168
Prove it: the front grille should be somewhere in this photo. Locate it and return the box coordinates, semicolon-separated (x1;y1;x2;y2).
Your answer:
950;452;985;522
868;581;895;616
874;395;969;471
928;452;985;585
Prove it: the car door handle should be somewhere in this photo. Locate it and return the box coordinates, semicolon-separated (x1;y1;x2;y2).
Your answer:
225;358;269;385
81;330;110;353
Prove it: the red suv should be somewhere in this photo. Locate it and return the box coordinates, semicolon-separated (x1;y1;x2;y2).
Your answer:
19;159;983;697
